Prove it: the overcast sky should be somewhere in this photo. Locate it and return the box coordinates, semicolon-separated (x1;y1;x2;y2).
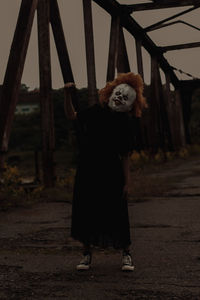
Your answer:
0;0;199;90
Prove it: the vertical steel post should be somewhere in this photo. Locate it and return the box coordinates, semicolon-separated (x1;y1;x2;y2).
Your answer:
106;16;120;82
149;56;162;152
50;0;74;84
164;72;175;150
174;89;186;147
135;39;145;150
135;39;144;79
117;27;130;73
82;0;98;105
165;73;186;149
50;0;78;109
37;0;55;187
0;0;38;170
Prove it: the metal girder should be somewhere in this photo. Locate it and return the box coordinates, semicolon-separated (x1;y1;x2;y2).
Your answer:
148;20;200;32
82;0;98;105
0;0;38;158
161;42;200;52
145;6;200;32
122;0;200;12
93;0;179;87
37;0;55;187
107;16;120;82
50;0;74;83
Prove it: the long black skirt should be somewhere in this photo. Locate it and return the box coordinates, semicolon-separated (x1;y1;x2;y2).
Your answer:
71;154;131;249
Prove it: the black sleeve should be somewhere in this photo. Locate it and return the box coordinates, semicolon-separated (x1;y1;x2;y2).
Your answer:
76;104;99;124
118;117;135;156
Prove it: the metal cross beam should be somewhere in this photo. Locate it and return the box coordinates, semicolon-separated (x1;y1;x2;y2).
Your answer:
93;0;179;87
148;20;200;32
161;42;200;52
0;0;38;169
123;0;200;12
145;6;200;32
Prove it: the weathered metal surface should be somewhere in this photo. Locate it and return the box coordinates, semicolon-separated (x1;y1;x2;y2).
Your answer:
148;20;200;33
148;56;163;152
124;0;200;12
37;0;55;187
0;0;38;169
107;16;120;82
164;73;186;150
82;0;98;105
93;0;179;88
135;39;144;79
50;0;78;110
50;0;74;83
162;42;200;52
117;27;130;73
145;6;200;32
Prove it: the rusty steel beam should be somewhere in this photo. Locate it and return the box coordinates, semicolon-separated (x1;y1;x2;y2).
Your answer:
161;42;200;52
149;56;164;152
145;6;200;32
93;0;179;88
37;0;55;187
117;27;131;74
82;0;98;105
107;16;120;81
123;0;200;12
164;72;186;149
149;20;200;32
50;0;74;83
50;0;79;110
0;0;38;169
135;39;144;79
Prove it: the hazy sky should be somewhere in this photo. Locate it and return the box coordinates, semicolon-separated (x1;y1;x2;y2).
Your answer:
0;0;199;90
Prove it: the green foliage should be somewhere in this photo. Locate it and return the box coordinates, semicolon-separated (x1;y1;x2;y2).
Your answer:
10;112;41;150
0;164;43;209
10;87;89;151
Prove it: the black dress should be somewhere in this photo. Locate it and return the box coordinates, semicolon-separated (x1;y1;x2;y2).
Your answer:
71;104;134;249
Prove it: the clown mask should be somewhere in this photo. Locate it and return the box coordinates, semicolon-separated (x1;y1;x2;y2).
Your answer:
108;83;136;112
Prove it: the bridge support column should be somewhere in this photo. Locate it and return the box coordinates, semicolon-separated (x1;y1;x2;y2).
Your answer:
135;39;144;79
82;0;98;105
37;0;55;187
164;73;186;150
0;0;38;171
117;27;130;73
107;16;120;82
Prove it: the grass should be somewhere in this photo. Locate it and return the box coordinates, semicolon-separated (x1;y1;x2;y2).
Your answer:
6;147;77;179
2;147;200;211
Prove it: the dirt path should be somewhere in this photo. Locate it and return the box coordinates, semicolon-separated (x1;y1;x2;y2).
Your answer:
1;157;200;299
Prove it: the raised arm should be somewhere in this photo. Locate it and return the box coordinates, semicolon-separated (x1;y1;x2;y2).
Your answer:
64;82;77;120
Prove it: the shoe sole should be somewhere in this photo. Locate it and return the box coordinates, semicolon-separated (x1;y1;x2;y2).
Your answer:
122;265;135;271
76;265;90;270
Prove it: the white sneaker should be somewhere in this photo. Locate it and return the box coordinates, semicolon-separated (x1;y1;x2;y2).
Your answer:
122;253;135;271
76;254;91;270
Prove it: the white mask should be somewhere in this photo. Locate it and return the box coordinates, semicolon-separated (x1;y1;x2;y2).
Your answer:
108;83;136;112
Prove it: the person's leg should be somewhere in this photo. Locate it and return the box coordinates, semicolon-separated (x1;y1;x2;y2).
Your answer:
121;245;134;271
83;243;92;255
76;243;92;270
122;245;131;255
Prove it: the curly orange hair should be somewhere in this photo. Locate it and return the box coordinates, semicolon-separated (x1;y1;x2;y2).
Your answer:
99;72;147;117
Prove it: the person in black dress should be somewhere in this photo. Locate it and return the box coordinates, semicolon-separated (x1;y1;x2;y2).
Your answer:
64;72;146;271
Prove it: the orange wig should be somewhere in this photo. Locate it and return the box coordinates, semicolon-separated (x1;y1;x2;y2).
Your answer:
99;72;147;117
